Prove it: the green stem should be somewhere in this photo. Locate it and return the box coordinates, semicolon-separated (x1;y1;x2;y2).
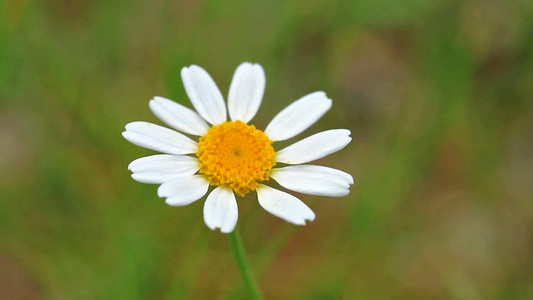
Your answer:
228;228;263;300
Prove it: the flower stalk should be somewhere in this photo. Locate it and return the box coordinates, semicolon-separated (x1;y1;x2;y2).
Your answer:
228;229;263;300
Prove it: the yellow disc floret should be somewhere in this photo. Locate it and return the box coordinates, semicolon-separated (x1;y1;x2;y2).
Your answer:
196;120;276;196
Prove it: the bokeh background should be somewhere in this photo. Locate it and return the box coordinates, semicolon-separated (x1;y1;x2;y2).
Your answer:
1;0;533;299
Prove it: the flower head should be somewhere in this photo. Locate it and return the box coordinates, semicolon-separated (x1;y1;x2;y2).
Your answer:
122;62;353;233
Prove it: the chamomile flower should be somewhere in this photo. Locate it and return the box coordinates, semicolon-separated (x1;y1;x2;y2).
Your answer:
122;62;353;233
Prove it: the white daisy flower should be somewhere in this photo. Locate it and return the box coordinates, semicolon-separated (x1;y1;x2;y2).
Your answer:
122;62;353;233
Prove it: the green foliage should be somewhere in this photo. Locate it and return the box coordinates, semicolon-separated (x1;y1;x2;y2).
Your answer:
1;0;532;298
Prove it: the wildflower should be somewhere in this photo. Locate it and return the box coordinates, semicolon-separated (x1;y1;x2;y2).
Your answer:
123;62;353;233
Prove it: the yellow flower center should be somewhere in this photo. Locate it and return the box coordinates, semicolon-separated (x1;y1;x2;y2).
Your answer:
196;120;276;196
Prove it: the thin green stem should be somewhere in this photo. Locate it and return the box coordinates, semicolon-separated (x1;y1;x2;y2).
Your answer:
228;228;263;300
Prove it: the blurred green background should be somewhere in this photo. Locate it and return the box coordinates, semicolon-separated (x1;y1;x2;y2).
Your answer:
1;0;533;299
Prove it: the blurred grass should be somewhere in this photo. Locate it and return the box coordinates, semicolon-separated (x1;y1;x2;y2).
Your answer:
1;0;533;299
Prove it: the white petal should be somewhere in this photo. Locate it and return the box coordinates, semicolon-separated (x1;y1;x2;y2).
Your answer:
157;175;209;206
149;96;209;136
270;165;353;197
228;62;265;123
276;129;352;164
181;65;227;125
203;186;238;233
128;154;199;184
256;184;315;225
122;121;197;155
264;91;332;141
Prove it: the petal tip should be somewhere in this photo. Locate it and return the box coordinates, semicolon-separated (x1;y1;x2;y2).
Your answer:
340;128;352;136
220;226;235;234
180;66;190;78
150;96;169;104
251;62;265;72
348;176;355;185
157;185;168;198
164;198;178;206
